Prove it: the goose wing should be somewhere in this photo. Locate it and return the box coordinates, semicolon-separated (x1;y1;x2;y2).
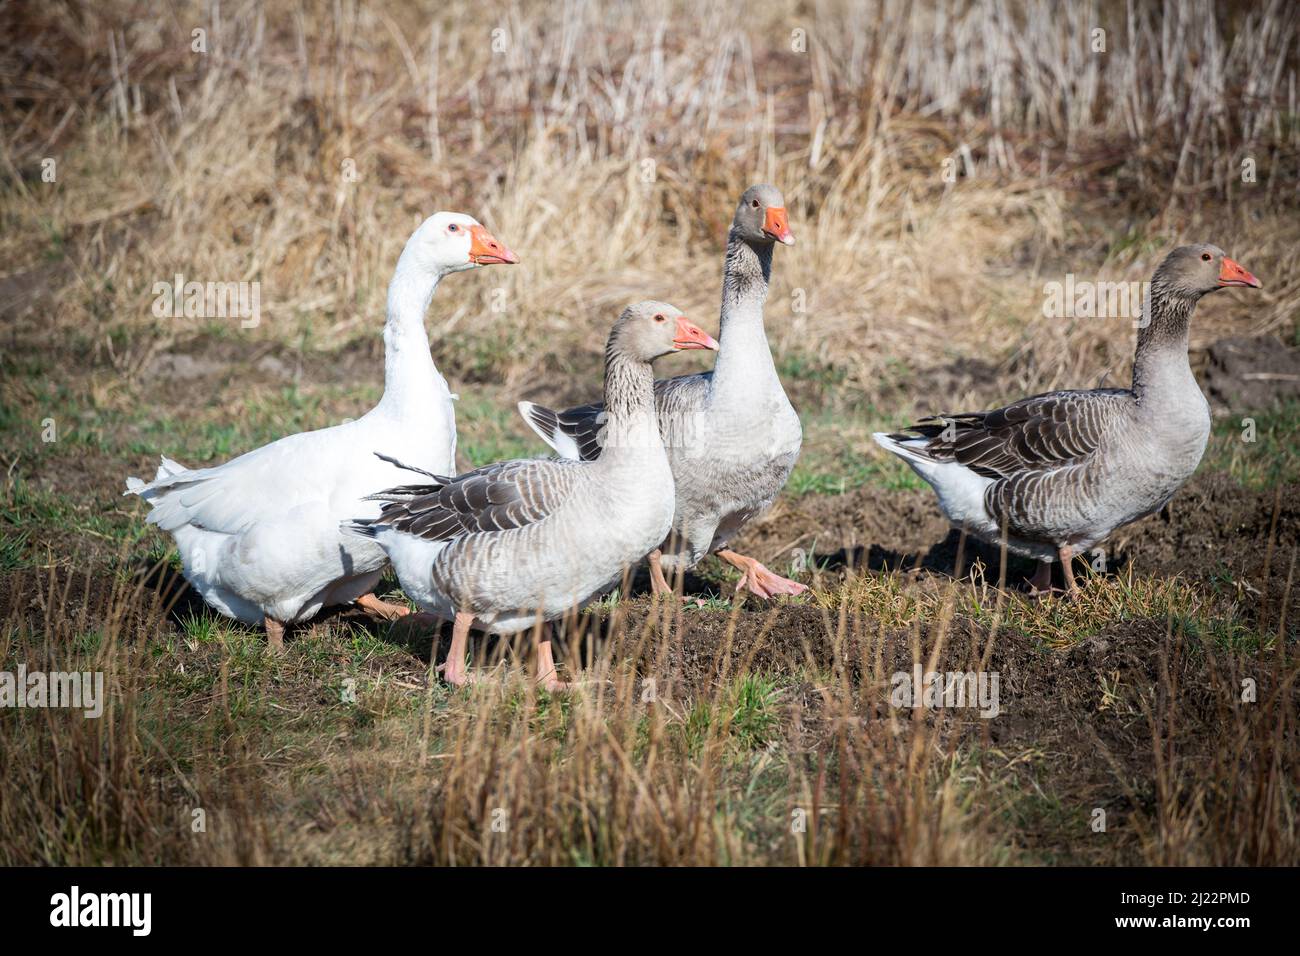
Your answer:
887;388;1133;479
519;372;713;462
125;428;353;534
517;402;605;462
358;455;584;542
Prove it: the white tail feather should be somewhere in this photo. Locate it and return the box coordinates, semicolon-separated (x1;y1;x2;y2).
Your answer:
518;401;582;461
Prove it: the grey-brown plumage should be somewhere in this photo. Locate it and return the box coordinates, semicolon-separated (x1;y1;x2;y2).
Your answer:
518;373;714;467
519;185;807;597
344;301;718;639
874;243;1262;592
356;454;584;542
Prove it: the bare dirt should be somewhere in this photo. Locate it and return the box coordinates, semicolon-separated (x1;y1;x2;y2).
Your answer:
1203;335;1300;412
734;471;1298;623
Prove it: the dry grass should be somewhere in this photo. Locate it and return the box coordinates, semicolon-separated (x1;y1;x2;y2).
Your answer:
1;553;1294;866
4;0;1298;402
2;0;1299;866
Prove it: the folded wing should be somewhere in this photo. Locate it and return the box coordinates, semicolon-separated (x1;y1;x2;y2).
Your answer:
519;372;713;462
886;389;1132;479
360;455;585;542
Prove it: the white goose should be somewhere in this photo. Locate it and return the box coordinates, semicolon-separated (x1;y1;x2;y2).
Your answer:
874;244;1261;595
345;302;718;690
125;212;518;650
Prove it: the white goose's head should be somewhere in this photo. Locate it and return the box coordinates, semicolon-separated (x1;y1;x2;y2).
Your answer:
407;212;519;276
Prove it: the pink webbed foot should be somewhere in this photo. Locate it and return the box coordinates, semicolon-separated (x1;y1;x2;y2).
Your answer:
718;549;809;599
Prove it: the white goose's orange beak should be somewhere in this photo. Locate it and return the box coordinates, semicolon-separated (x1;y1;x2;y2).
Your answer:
468;225;519;265
673;316;719;351
1218;256;1261;289
762;205;795;245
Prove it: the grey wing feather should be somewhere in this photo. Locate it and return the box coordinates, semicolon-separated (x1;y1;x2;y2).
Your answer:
366;458;583;542
520;372;713;463
886;389;1132;478
519;401;606;461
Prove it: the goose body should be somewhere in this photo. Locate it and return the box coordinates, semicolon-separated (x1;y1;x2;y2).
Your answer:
125;213;517;642
519;185;806;598
875;244;1261;591
521;368;802;568
348;302;717;687
876;387;1207;563
353;450;674;635
128;408;455;624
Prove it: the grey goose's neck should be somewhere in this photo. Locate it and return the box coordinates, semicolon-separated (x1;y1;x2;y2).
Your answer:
599;349;661;462
1131;278;1201;405
377;246;441;414
711;232;778;398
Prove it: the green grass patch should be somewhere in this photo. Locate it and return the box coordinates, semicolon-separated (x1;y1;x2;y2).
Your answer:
454;392;542;468
1203;400;1300;489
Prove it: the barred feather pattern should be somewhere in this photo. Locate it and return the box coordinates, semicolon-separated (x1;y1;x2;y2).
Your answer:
354;339;677;630
890;389;1135;541
364;458;584;542
881;257;1217;556
518;226;800;570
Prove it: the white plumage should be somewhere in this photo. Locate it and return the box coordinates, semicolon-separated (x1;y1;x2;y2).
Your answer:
124;212;517;639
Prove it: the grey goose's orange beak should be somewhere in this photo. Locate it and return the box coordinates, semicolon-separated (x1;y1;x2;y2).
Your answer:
762;206;795;245
673;317;719;351
1218;256;1260;289
468;224;519;265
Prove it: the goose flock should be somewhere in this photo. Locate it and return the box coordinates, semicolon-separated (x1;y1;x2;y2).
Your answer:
125;186;1262;685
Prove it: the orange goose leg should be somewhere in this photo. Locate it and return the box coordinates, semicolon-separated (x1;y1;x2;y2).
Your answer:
356;593;412;621
438;611;478;687
1058;546;1080;597
648;549;673;596
534;624;571;693
264;616;286;654
716;549;808;599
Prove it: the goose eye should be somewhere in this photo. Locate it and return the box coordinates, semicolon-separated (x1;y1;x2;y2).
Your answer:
654;314;666;322
751;199;760;208
1201;252;1211;261
448;224;459;232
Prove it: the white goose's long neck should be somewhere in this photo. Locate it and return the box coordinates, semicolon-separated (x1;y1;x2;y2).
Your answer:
1131;280;1201;408
710;233;778;402
376;248;444;414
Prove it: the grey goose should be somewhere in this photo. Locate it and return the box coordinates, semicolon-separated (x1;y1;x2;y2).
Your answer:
344;302;718;689
873;243;1261;595
519;184;806;599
